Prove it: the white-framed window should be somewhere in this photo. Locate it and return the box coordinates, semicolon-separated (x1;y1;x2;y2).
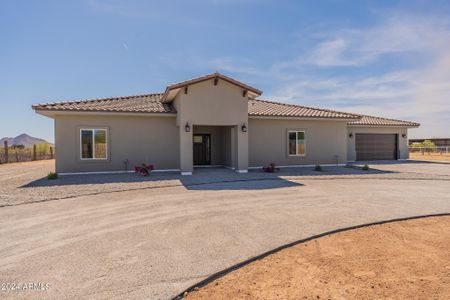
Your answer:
288;131;306;156
80;129;108;160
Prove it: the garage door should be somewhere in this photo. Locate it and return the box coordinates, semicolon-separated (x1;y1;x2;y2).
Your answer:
355;134;398;161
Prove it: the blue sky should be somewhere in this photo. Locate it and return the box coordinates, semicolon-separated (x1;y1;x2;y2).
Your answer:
1;0;450;142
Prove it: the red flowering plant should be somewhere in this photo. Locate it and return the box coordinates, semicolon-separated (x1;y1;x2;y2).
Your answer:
263;162;280;173
134;164;154;176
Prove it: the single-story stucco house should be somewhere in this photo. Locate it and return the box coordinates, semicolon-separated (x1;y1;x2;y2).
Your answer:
33;73;419;175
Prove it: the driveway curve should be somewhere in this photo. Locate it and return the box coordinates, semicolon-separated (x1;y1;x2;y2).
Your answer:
1;176;450;299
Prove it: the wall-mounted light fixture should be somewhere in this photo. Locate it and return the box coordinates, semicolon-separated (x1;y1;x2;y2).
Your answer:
402;134;407;138
185;122;191;132
349;133;353;138
241;123;247;132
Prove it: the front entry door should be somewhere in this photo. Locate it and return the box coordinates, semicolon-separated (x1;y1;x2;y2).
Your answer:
193;134;211;165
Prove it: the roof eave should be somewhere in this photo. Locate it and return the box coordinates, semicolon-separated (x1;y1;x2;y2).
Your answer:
348;123;420;128
249;115;360;121
33;109;177;118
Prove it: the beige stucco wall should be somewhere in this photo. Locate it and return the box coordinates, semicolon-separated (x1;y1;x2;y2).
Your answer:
174;79;249;172
248;118;348;167
347;126;409;161
54;114;179;173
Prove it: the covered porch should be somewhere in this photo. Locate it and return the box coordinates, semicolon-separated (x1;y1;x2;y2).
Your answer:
188;125;248;174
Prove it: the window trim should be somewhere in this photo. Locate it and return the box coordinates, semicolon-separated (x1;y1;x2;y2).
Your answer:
80;128;108;160
287;130;306;157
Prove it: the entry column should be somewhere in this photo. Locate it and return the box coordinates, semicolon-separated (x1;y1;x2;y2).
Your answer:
235;125;248;173
179;124;193;175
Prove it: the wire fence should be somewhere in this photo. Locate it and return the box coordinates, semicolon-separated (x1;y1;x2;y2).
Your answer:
409;146;449;154
0;142;54;164
409;146;450;161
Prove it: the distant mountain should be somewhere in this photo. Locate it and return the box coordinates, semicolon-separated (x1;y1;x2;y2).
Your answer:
0;134;52;147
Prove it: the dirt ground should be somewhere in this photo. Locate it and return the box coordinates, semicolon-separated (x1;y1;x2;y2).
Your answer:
185;216;450;300
410;152;450;161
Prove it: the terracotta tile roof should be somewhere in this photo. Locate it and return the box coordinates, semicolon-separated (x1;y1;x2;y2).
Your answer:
248;99;360;119
32;93;176;114
32;93;419;127
348;115;420;127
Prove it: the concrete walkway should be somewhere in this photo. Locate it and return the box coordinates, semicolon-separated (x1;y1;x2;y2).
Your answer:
1;171;450;299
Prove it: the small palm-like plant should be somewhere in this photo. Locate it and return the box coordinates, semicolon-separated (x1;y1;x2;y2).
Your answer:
314;164;322;171
47;172;58;180
362;164;370;171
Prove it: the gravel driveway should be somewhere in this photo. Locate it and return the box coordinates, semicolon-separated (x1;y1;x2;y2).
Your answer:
0;160;449;299
1;160;450;207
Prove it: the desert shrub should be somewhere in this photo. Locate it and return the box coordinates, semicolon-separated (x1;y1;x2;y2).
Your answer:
47;172;58;180
314;164;322;171
362;164;369;171
134;164;154;176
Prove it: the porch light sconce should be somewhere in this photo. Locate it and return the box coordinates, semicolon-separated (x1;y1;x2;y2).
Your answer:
349;133;353;138
402;134;407;138
185;122;191;132
241;123;247;132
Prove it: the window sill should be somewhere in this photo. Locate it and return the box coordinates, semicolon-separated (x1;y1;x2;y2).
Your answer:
79;158;110;163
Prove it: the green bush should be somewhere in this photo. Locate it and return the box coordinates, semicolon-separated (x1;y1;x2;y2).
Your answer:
47;172;58;180
36;143;53;155
411;140;436;148
362;164;369;171
314;164;322;171
421;140;437;148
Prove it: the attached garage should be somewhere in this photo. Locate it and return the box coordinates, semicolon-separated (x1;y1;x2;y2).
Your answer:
355;133;398;161
347;116;419;162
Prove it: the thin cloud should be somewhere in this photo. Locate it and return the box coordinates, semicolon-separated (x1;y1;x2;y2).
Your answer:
293;15;450;68
208;13;450;138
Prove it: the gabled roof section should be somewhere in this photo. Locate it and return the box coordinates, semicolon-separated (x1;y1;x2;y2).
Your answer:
348;115;420;127
32;93;176;114
161;72;263;102
248;99;361;120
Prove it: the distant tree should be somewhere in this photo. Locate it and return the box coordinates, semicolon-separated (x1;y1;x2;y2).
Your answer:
421;140;437;148
411;140;436;148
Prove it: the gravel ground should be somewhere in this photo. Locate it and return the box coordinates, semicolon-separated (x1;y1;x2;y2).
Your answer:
1;160;450;207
